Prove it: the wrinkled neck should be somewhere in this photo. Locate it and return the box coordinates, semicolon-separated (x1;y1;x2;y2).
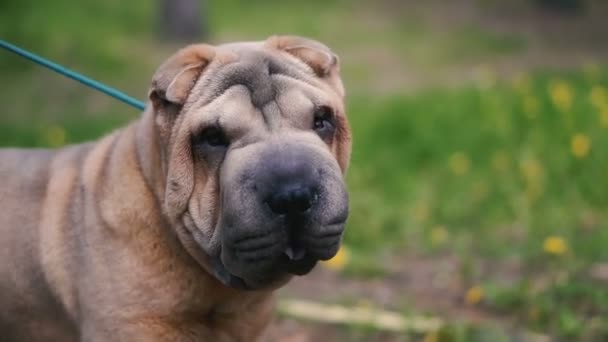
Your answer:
135;106;167;201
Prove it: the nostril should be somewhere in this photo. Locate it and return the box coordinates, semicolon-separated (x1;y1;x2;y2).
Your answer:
267;192;289;215
267;186;316;215
291;187;313;212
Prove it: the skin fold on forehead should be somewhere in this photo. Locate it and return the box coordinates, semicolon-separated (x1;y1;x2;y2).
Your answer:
178;54;342;144
184;44;340;115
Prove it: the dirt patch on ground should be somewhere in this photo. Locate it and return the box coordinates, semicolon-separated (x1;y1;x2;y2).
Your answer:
265;254;528;341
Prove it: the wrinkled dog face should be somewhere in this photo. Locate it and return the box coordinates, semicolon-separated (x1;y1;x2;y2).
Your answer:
149;36;351;290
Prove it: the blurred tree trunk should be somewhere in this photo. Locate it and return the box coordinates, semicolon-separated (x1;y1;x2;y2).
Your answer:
159;0;208;42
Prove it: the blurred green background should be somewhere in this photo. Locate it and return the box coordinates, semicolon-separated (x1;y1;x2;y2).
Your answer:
2;0;608;340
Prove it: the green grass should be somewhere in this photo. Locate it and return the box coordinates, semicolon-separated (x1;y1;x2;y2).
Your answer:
1;0;608;339
348;69;608;256
344;69;608;339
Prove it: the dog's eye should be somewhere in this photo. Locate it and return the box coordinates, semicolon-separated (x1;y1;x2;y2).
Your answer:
197;126;230;148
313;106;335;135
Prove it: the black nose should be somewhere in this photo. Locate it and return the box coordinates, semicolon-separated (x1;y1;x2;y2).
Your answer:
267;185;317;215
258;145;320;217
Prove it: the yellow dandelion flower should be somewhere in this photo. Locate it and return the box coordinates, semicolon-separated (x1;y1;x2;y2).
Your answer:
520;158;544;201
465;285;484;305
492;150;510;173
44;125;67;147
511;72;531;94
600;108;608;127
543;236;568;255
528;306;540;321
472;181;489;201
322;245;350;271
413;203;430;223
429;226;448;247
590;86;607;109
548;80;573;112
520;158;543;181
571;133;591;159
449;152;470;175
423;331;439;342
525;182;543;202
523;96;539;119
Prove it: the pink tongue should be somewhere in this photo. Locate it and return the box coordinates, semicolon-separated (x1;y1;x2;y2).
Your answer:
284;246;306;261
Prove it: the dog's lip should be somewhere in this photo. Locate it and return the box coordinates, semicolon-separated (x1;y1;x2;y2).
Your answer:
210;254;253;290
284;246;306;261
283;254;317;275
213;241;320;289
185;216;345;290
324;213;348;227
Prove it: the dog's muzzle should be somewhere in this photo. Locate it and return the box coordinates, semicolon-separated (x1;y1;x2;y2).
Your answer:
215;143;348;289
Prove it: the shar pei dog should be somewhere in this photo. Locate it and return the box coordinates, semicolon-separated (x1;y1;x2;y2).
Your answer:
0;36;351;341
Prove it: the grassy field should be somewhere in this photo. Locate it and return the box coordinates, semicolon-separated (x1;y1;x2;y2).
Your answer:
347;69;608;338
2;0;608;340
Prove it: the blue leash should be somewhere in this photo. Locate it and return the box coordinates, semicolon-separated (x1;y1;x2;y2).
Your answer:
0;40;146;111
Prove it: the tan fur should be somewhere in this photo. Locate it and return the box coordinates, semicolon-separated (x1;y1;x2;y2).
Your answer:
0;36;350;341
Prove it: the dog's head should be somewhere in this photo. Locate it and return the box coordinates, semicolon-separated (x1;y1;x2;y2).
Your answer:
148;36;351;290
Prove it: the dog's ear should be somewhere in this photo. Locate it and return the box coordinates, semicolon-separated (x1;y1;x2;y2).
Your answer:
149;44;216;111
266;35;339;77
266;35;343;97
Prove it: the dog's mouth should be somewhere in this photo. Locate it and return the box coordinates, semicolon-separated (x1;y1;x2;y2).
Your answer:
209;246;318;290
180;214;321;290
284;245;306;262
215;223;345;290
180;193;347;290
